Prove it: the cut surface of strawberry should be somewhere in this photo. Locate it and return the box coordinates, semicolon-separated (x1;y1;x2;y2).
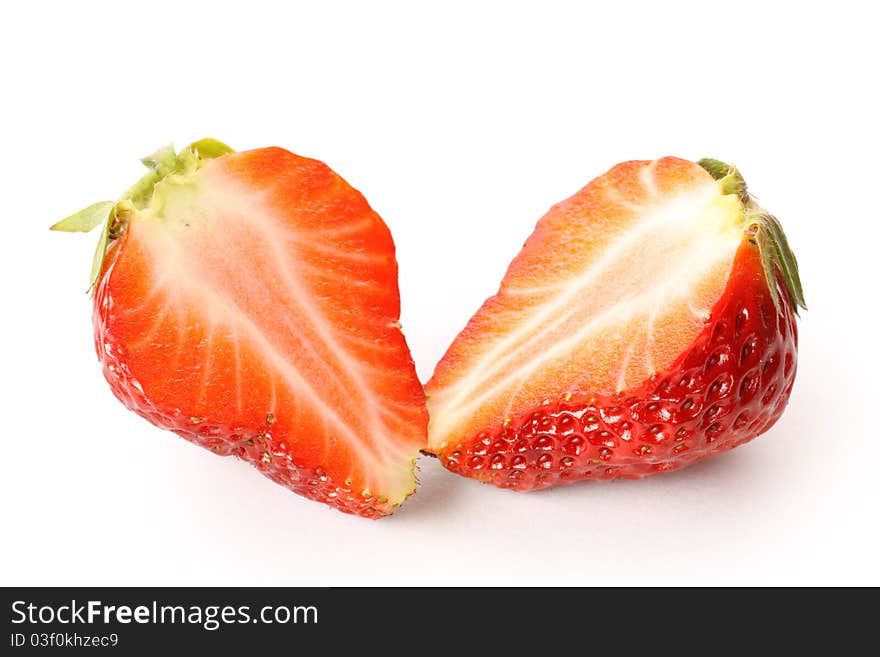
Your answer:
55;141;427;517
426;157;804;489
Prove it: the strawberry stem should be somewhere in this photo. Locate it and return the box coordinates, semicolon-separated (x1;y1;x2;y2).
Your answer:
699;158;807;315
698;158;748;204
51;138;235;292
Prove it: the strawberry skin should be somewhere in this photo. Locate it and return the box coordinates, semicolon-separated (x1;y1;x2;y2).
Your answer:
426;157;805;490
57;140;427;518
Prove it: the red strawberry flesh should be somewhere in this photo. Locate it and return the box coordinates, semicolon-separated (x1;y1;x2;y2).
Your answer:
91;145;427;516
425;157;803;488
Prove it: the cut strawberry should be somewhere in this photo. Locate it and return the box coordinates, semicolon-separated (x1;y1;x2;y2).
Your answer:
425;157;805;490
54;140;427;517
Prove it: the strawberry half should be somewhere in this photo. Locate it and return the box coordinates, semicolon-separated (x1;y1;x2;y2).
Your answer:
53;140;427;517
425;157;805;490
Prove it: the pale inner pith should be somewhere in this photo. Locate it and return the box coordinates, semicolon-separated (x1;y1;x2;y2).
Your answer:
429;173;743;448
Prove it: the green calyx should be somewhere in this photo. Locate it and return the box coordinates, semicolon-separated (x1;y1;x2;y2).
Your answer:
50;138;234;291
698;158;807;315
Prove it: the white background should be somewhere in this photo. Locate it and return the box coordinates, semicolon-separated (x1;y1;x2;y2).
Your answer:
2;1;877;586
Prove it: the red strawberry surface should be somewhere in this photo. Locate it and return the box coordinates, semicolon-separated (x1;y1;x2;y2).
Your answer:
425;157;805;490
55;140;427;517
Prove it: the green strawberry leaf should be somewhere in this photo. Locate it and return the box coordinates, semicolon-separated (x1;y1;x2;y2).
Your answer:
50;201;114;233
756;212;807;314
89;208;114;291
701;157;806;316
140;144;177;172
